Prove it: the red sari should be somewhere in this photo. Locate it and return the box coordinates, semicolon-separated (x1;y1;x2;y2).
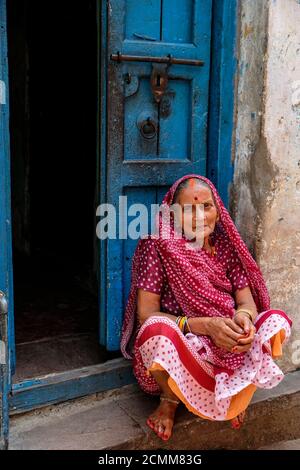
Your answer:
120;174;292;421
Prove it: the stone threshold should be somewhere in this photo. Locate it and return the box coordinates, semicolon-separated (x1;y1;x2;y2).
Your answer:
9;369;300;450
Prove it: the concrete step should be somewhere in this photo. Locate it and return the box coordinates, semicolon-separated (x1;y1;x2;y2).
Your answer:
259;438;300;450
9;369;300;450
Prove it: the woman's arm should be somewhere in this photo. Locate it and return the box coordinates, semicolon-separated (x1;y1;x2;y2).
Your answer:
137;289;177;325
234;285;258;321
232;286;257;351
137;289;210;333
137;289;244;352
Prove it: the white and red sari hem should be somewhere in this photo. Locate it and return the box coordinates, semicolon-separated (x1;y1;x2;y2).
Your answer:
132;310;292;421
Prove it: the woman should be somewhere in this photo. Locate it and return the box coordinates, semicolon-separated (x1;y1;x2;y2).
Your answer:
120;174;292;442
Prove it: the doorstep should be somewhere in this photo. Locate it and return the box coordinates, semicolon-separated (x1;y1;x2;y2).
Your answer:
259;438;300;450
9;369;300;450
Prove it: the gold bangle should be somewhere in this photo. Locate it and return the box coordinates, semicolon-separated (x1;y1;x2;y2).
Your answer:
180;316;186;332
182;317;188;334
177;316;184;332
235;308;254;322
176;315;191;334
185;318;192;334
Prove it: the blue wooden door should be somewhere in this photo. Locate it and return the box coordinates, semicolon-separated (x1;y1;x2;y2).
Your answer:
100;0;213;350
0;0;14;448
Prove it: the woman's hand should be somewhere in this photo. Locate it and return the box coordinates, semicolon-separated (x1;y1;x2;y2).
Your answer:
205;317;247;352
232;312;256;353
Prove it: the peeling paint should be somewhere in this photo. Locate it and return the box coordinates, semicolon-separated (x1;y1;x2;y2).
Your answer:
292;80;300;107
243;23;254;38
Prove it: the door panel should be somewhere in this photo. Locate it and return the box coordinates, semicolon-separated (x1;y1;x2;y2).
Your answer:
125;0;196;44
100;0;213;350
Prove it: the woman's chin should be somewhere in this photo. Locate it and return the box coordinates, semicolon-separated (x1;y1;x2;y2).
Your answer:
189;228;211;239
185;234;205;246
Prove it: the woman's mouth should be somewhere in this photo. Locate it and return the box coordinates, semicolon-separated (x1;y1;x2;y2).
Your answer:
192;225;208;230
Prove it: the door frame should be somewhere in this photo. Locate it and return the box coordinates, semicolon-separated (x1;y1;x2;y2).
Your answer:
3;0;239;415
0;0;14;447
207;0;238;208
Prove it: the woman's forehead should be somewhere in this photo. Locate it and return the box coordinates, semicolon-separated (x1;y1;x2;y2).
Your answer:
177;185;213;203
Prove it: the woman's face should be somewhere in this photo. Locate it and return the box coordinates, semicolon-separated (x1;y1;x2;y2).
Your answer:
175;183;219;242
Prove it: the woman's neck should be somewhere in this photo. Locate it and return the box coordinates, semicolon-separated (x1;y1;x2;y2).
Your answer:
203;236;211;251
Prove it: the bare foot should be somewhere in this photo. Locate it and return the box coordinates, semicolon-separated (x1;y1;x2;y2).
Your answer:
230;410;246;429
146;399;179;441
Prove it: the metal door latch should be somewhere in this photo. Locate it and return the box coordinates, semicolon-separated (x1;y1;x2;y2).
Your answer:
150;63;169;103
0;291;8;315
111;52;204;104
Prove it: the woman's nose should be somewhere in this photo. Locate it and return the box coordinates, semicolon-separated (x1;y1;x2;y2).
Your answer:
192;217;207;226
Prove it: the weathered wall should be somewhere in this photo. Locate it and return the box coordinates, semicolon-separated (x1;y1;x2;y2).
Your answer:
232;0;300;372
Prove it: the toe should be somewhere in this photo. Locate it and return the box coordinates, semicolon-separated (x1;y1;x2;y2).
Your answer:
158;430;166;440
231;418;241;429
231;411;246;429
146;418;154;430
154;422;165;438
148;413;158;424
162;421;173;440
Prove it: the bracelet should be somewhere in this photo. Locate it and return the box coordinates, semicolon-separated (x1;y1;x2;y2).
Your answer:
185;318;192;334
160;395;180;405
179;316;186;332
175;315;191;334
234;309;254;322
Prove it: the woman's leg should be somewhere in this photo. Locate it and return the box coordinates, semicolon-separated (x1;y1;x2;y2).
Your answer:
147;369;180;441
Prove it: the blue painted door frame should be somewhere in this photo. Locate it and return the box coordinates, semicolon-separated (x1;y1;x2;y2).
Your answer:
99;0;238;351
207;0;238;208
0;0;238;416
0;0;14;448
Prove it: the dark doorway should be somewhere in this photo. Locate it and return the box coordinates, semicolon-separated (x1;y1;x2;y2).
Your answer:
7;0;116;382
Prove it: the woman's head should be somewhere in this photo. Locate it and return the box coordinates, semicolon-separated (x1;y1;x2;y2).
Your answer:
172;177;220;241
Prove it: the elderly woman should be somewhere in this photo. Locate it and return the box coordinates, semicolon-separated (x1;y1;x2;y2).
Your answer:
120;174;292;442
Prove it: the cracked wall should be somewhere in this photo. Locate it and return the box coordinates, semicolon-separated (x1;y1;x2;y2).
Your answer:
232;0;300;372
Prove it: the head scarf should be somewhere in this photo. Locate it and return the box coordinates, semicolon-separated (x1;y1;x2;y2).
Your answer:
120;174;270;369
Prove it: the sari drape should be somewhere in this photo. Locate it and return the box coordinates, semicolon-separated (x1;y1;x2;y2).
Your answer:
120;174;292;420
